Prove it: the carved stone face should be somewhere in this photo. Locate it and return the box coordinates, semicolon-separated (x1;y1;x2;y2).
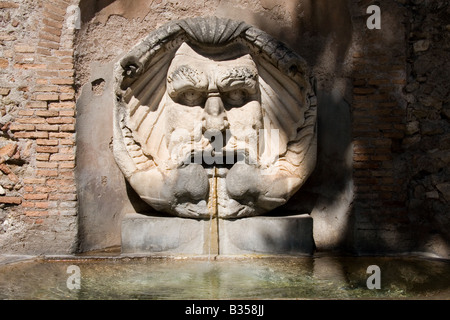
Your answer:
164;43;263;169
113;17;317;219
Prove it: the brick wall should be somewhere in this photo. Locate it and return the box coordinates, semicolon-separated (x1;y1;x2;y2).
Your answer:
0;0;77;254
350;0;413;253
350;0;449;257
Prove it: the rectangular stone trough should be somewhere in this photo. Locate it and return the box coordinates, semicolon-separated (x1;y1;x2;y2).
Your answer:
121;213;314;256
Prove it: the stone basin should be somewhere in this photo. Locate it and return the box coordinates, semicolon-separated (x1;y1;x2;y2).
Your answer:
0;254;449;300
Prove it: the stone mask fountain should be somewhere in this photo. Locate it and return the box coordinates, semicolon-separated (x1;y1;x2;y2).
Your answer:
113;17;317;256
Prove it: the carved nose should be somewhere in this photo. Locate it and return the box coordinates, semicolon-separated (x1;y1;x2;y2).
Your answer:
203;94;228;132
205;94;224;116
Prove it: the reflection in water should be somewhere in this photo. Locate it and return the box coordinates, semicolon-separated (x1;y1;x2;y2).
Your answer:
0;256;449;299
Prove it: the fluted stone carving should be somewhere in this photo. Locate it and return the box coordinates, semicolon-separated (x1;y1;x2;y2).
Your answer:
113;17;317;219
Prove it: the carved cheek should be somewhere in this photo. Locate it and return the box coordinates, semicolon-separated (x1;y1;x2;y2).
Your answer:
226;100;263;134
165;102;203;143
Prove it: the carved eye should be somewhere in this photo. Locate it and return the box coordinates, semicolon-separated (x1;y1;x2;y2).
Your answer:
178;89;205;106
224;89;248;107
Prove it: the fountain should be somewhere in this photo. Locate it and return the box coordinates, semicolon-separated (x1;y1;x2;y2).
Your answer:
0;15;449;302
114;17;317;257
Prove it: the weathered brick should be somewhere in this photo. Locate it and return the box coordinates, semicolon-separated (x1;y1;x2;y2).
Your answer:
46;179;75;186
371;154;393;161
59;86;75;94
35;94;59;101
59;186;77;193
14;45;35;53
36;169;58;177
42;18;63;30
49;193;76;201
40;32;60;43
46;63;73;71
58;171;75;179
36;47;51;56
353;87;377;95
35;186;56;193
54;50;73;57
60;124;75;132
60;201;77;208
36;124;59;132
59;209;77;216
35;85;59;92
14;63;46;70
18;110;34;116
59;93;75;101
16;118;45;124
59;139;74;145
0;1;19;8
35;202;50;209
27;101;47;109
50;154;74;161
0;88;11;95
46;117;74;124
15;54;35;64
38;40;60;50
49;132;72;139
35;110;59;117
59;70;74;77
59;162;75;169
36;70;59;78
354;154;371;161
48;102;75;110
36;161;58;168
43;10;65;23
36;139;59;146
59;147;74;154
50;78;74;85
36;79;49;85
9;124;35;131
36;153;50;161
25;210;49;217
23;178;46;184
43;2;67;16
36;146;59;153
0;196;22;204
42;26;62;37
59;110;75;117
23;193;48;200
0;58;9;69
22;201;35;208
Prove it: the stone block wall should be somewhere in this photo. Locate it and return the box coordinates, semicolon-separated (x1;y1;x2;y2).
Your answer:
0;0;448;258
402;0;450;257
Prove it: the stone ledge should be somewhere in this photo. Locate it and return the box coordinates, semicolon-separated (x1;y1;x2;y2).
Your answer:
0;255;36;266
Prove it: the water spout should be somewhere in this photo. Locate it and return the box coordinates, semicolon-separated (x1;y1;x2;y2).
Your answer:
205;167;219;259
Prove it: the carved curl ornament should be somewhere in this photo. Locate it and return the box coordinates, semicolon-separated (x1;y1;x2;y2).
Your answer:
113;17;317;219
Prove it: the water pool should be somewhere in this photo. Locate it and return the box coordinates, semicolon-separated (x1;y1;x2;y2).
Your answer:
0;255;449;300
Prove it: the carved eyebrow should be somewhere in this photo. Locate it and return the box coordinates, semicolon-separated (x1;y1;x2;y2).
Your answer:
217;67;258;91
167;65;203;87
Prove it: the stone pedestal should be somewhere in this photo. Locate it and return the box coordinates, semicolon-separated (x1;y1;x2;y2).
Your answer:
121;213;314;256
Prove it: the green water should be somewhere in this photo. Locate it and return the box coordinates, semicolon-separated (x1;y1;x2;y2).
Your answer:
0;256;449;300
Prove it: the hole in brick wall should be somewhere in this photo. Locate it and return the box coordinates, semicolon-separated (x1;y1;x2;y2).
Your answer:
91;78;105;96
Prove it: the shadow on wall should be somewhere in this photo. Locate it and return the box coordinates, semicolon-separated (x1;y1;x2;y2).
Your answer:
239;0;355;252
